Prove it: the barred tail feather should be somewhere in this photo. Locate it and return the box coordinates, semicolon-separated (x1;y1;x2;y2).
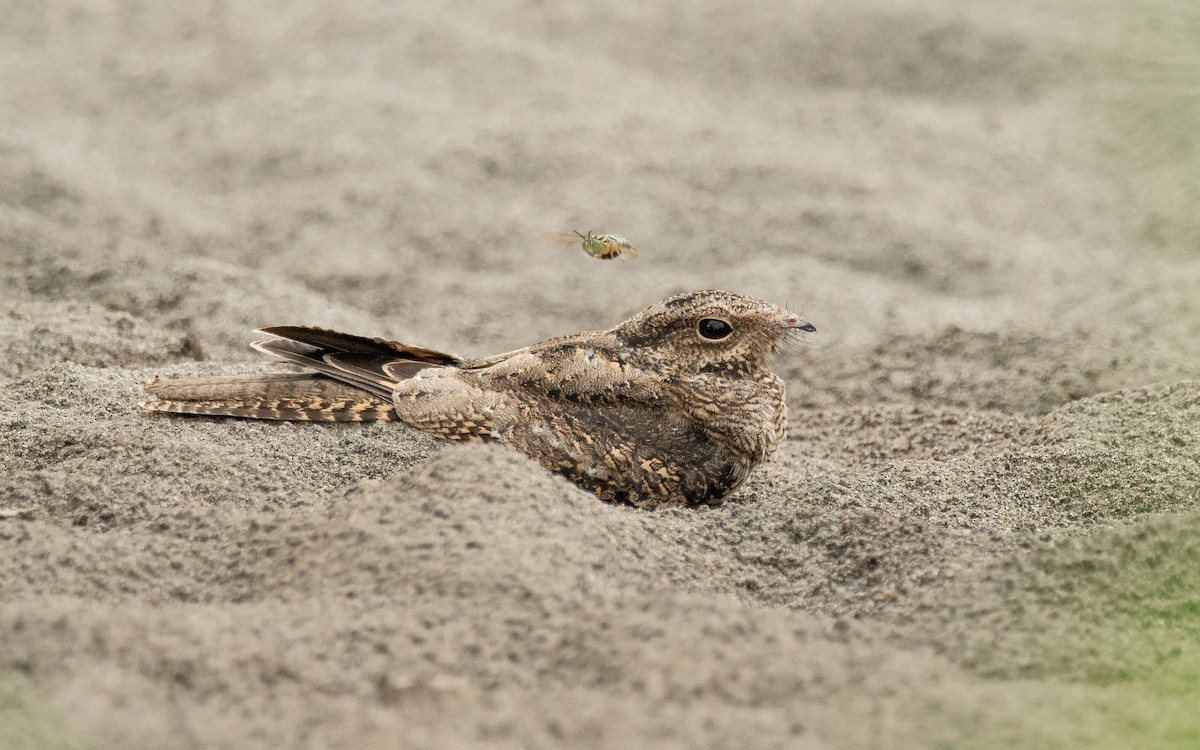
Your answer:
143;373;396;422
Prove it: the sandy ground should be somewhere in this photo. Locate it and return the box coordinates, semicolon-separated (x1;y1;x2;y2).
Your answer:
2;1;1199;748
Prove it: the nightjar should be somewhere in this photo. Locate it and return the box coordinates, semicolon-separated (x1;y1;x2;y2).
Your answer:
145;290;815;509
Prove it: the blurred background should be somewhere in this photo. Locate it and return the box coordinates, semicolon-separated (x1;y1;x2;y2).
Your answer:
2;1;1196;380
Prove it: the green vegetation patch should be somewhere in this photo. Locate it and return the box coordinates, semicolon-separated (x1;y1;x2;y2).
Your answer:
0;678;84;750
955;510;1200;750
1085;0;1200;251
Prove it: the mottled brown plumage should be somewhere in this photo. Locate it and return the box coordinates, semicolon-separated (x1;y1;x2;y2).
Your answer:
145;290;815;509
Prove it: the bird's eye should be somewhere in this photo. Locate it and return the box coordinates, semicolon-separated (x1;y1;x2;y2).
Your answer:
697;318;733;340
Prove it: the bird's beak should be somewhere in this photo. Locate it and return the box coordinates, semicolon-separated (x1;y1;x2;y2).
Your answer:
781;313;816;333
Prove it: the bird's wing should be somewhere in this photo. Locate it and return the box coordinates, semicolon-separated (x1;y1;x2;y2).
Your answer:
462;333;666;401
252;326;462;400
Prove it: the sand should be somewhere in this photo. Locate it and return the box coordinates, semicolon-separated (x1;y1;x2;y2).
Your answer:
2;1;1199;748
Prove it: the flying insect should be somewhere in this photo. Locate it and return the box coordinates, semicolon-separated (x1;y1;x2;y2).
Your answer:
542;230;638;260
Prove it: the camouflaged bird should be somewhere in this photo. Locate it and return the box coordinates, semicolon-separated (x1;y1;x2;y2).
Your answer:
145;290;815;509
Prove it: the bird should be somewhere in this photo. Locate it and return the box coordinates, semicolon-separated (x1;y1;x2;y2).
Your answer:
144;290;815;509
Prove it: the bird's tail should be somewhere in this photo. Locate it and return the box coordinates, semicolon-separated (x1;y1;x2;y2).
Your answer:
144;326;464;422
143;372;398;421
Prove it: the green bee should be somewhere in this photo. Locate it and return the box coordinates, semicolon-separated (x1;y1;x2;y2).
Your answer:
542;230;638;260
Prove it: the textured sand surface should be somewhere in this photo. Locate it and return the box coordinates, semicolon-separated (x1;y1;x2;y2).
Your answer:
2;1;1199;748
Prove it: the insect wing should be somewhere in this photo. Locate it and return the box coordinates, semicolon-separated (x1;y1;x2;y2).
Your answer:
540;231;583;247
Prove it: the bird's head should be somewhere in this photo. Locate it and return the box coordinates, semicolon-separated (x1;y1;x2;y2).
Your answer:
613;290;814;376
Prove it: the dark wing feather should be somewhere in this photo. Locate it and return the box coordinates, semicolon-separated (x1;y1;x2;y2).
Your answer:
251;326;462;401
321;351;411;395
258;326;460;365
